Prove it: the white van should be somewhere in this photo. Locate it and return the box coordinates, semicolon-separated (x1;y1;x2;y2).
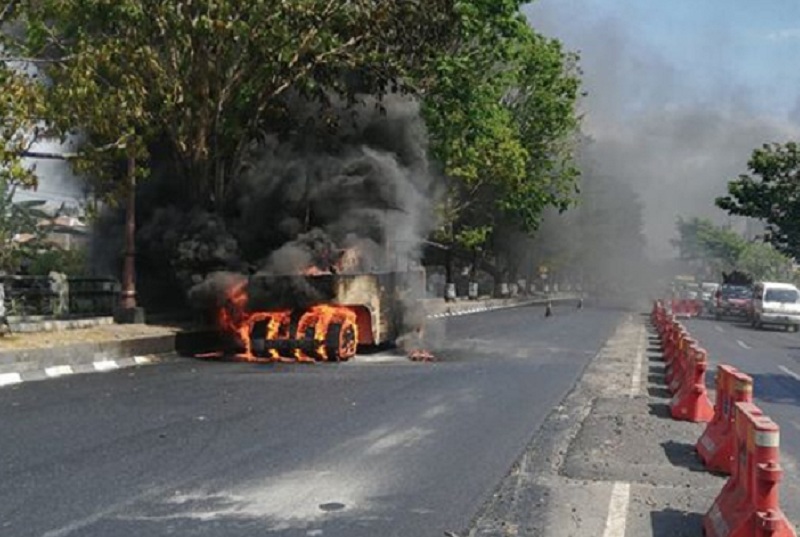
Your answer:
751;282;800;331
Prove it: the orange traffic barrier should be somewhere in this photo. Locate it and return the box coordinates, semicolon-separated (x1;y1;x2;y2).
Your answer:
670;298;702;318
697;366;754;473
669;344;714;422
666;333;692;393
652;301;668;336
663;319;678;366
704;402;796;537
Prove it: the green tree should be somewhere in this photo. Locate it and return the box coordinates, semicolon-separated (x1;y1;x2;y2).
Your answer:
26;247;88;276
0;179;54;273
2;0;456;207
737;242;793;282
673;217;747;272
716;142;800;258
671;216;793;281
503;31;582;226
423;1;582;268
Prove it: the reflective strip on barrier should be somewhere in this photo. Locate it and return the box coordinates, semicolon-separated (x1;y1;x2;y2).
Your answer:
755;430;780;448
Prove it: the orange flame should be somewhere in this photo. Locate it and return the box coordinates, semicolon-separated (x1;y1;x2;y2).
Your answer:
216;281;358;363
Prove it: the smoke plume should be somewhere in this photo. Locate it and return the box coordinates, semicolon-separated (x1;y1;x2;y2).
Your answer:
94;95;440;313
525;2;800;260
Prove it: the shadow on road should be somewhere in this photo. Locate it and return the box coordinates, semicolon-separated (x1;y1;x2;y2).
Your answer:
648;386;671;398
648;372;666;384
649;402;672;419
650;508;704;537
749;372;800;408
660;440;709;473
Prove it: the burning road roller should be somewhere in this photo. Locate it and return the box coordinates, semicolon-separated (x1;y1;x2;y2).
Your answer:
215;269;426;363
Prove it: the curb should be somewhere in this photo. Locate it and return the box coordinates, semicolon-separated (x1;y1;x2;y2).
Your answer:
0;330;216;390
0;353;176;388
0;334;176;373
425;296;579;319
7;316;115;334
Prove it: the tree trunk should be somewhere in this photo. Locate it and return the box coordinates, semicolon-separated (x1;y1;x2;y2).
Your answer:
445;247;453;284
120;153;137;311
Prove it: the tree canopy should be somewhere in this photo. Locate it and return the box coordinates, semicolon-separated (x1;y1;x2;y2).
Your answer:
1;0;584;290
2;0;459;204
673;217;746;271
716;142;800;259
672;216;793;282
424;2;582;254
0;178;55;273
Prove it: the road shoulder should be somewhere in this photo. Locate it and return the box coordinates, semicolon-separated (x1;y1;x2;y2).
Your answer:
467;313;725;537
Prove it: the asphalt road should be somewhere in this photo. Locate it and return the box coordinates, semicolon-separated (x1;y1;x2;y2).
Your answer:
684;315;800;509
0;303;621;537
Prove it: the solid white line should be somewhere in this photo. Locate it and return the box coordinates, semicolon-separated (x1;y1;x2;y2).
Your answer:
0;372;23;386
93;360;119;371
779;365;800;382
45;365;74;377
602;482;631;537
737;340;751;350
629;328;645;397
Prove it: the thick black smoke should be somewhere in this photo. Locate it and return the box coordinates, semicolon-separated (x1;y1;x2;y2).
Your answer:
93;95;439;314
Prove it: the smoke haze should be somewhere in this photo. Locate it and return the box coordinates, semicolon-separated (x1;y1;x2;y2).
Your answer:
525;2;800;259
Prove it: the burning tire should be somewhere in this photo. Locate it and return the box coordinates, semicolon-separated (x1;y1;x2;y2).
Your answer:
324;320;358;362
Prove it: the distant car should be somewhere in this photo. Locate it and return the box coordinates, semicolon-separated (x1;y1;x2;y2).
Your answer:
750;282;800;331
700;282;719;315
714;284;753;319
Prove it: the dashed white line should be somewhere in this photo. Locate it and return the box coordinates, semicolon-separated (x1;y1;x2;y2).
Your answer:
602;482;631;537
737;340;751;350
779;365;800;382
45;365;74;378
0;372;22;386
714;325;725;333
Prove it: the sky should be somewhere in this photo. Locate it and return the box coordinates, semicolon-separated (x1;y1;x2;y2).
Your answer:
524;0;800;257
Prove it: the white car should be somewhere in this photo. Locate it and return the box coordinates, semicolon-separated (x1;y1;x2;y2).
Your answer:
751;282;800;331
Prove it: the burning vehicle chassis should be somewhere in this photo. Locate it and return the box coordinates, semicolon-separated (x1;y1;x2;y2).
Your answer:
217;270;424;363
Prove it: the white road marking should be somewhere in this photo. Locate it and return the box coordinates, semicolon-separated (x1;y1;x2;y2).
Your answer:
602;482;631;537
45;365;74;378
0;372;23;386
133;356;153;365
353;354;407;364
629;326;645;397
779;365;800;382
714;325;725;333
93;360;119;371
737;340;751;350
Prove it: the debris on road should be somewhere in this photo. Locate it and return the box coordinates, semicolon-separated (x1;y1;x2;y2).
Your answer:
408;348;436;362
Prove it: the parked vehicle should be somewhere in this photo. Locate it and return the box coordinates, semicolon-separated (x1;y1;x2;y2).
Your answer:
713;284;753;319
750;282;800;331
